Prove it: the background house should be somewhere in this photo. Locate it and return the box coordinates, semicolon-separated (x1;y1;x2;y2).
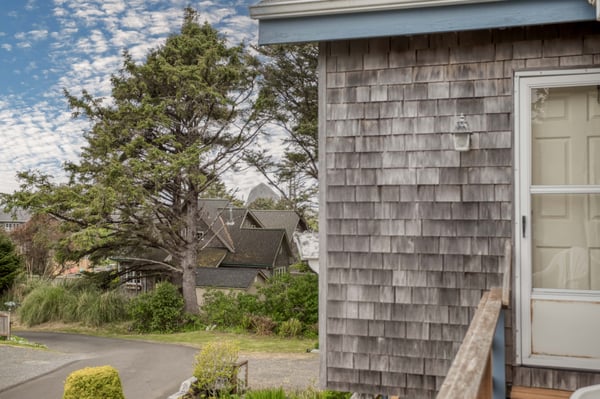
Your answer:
118;199;305;299
195;267;268;305
0;209;30;232
251;1;600;398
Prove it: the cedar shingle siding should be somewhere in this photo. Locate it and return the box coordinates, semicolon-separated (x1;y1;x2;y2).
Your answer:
322;22;600;398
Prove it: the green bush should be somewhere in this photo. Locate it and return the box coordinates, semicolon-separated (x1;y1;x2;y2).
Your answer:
278;318;302;337
200;273;318;336
128;281;184;333
201;290;260;330
63;365;124;399
259;273;318;326
193;340;240;397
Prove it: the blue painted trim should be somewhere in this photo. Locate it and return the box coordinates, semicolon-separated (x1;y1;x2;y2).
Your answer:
492;310;506;399
257;0;595;44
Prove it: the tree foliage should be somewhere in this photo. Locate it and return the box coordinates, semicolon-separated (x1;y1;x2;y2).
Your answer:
0;231;22;295
247;43;318;217
0;9;262;313
9;214;64;278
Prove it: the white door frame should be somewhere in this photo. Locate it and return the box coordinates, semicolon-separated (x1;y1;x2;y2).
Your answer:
515;68;600;370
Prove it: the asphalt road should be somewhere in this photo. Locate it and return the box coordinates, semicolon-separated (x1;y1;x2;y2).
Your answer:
0;331;320;399
0;331;198;399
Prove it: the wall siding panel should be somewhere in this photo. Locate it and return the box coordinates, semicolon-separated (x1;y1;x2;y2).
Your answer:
322;22;600;397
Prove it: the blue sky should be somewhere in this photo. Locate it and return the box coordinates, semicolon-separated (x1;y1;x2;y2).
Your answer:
0;0;265;199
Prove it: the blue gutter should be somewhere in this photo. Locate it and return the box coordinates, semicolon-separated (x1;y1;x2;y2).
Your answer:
257;0;595;44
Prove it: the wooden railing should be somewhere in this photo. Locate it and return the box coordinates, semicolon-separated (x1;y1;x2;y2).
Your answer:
437;242;511;399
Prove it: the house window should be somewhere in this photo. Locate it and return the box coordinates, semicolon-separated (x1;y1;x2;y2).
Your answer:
125;270;142;290
516;69;600;370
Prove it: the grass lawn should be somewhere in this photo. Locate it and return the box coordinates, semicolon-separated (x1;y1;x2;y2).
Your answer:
118;330;317;353
10;322;317;354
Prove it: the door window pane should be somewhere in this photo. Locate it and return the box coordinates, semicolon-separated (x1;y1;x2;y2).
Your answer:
531;86;600;186
532;194;600;290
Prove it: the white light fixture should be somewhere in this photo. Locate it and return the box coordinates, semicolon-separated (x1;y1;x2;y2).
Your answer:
453;113;471;152
225;204;235;226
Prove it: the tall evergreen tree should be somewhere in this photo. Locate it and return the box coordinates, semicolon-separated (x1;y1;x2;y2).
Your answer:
0;232;22;295
247;43;318;216
1;9;262;313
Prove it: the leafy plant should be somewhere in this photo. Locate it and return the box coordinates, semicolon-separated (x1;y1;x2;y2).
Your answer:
259;273;318;326
63;365;124;399
278;318;302;338
201;290;261;330
128;281;184;333
193;340;240;397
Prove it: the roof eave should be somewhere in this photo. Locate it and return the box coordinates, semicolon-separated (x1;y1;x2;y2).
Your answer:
250;0;501;20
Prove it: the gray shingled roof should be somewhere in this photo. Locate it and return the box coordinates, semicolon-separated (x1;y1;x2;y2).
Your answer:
195;267;266;289
0;209;31;223
250;210;304;244
222;228;288;268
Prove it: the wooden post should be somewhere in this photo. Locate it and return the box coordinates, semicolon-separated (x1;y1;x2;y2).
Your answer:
0;311;10;340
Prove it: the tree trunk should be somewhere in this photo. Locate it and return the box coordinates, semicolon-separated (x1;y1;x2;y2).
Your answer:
181;252;199;314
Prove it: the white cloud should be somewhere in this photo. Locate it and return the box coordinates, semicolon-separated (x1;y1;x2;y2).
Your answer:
0;0;264;198
25;1;36;11
29;29;49;41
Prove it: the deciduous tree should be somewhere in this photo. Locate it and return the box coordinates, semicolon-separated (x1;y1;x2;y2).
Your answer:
10;214;64;278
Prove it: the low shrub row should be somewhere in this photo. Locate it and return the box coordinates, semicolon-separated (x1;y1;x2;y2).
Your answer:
201;273;318;337
14;271;319;337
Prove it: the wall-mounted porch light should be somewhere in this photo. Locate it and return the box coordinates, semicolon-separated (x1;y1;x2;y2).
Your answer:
225;204;235;226
453;113;471;152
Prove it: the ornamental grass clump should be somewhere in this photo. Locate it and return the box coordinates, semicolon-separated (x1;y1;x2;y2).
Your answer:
62;365;124;399
193;340;240;398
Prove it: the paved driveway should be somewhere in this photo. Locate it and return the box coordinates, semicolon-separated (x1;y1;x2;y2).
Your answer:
0;331;319;399
0;331;198;399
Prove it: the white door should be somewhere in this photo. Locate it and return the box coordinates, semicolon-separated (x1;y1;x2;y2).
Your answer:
516;70;600;370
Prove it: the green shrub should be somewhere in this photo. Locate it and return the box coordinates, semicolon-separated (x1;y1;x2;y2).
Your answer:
259;273;318;326
278;318;303;338
193;341;240;397
62;365;124;399
200;273;318;337
201;290;260;330
128;281;184;333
